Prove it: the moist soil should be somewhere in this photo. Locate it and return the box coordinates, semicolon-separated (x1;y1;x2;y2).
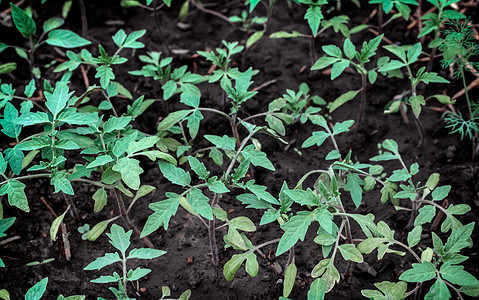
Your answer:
1;0;478;299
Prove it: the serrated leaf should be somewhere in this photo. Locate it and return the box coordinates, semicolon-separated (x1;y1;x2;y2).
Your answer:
84;252;121;270
112;158;143;190
399;261;437;282
107;224;131;254
158;161;190;187
276;211;313;256
141;196;180;237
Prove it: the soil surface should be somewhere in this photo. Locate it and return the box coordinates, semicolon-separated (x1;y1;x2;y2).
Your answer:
1;0;478;299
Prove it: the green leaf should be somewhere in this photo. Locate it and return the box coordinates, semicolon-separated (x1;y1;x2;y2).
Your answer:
84;252;121;270
302;131;329;148
458;284;479;297
407;42;422;63
204;135;236;150
87;220;110;241
223;254;248;281
0;62;17;75
50;211;66;241
207;179;229;194
327;90;360;113
245;252;258;277
345;173;364;207
331;60;350;80
45;82;73;117
338;244;364;263
407;226;422;247
127;267;151;281
0;180;29;212
399;261;437;282
157;110;191;132
424;277;451;300
410;95;425;118
311;57;341;70
246;182;279;205
158;161;191;187
43;17;64;33
46;29;91;48
141;196;180;237
378;60;406;72
270;30;304;39
246;31;264;48
51;172;74;195
432;186;451;201
5;147;24;175
445;223;474;254
188;156;209;180
121;29;146;49
86;155;114;169
284;189;318;206
242;146;275;171
362;281;408;300
308;278;326;300
107;224;131;254
0;103;22;138
187;188;213;220
127;248;166;260
112;158;144;190
229;216;256;232
305;5;323;36
24;278;48;300
95;65;115;89
93;188;107;212
276;211;313;256
343;39;356;60
440;263;479;286
134;185;156;201
283;262;297;298
90;275;118;284
11;4;36;38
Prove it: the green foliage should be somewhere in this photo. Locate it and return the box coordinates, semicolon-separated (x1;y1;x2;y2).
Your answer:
85;224;165;297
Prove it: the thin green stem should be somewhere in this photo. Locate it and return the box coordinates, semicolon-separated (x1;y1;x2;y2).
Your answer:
331;220;346;263
460;68;473;118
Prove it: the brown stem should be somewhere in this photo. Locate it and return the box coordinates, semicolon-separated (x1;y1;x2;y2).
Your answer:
153;0;171;55
64;194;80;221
208;193;220;266
357;74;367;127
413;116;425;147
406;201;418;230
79;0;88;38
113;189;155;248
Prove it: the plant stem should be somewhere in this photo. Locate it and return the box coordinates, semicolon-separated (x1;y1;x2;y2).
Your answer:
122;252;128;294
460;68;473;118
153;0;171;55
113;189;155;249
357;73;367;127
393;240;422;263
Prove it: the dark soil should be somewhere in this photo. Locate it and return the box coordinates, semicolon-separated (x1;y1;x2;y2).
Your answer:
1;0;478;299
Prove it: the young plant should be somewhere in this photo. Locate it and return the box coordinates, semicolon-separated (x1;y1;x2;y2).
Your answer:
1;3;90;82
120;0;173;54
378;42;452;145
84;224;166;299
417;0;464;71
369;0;418;31
438;17;479;145
311;34;384;126
129;51;204;108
